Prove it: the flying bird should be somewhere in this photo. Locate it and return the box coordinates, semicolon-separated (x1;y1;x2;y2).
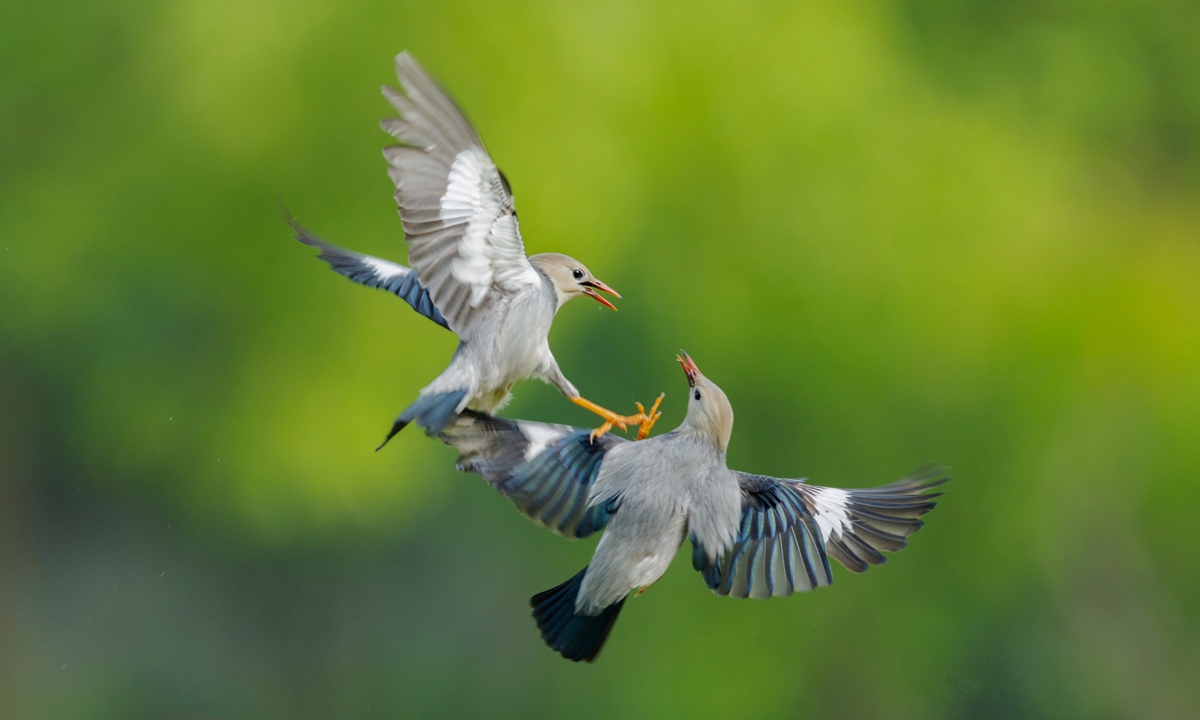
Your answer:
440;353;948;662
292;52;658;447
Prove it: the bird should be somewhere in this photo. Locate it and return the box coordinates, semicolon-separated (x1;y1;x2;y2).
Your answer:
439;352;949;662
291;51;659;448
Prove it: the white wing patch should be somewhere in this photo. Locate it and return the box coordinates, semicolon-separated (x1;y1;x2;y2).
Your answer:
363;255;409;279
441;149;539;306
806;486;851;541
520;423;568;461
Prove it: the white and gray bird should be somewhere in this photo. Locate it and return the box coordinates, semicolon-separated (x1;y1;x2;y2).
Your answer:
291;52;656;448
440;352;948;662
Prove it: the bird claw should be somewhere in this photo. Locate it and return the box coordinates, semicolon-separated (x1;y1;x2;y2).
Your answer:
588;410;641;443
572;394;664;443
589;422;614;443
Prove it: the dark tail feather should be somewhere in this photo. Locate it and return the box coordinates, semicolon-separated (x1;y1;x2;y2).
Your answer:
375;417;409;451
377;389;468;450
530;567;625;663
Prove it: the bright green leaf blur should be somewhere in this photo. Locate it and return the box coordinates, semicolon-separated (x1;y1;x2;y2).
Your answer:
3;0;1199;717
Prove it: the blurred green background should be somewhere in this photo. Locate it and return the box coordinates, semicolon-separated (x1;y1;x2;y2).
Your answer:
3;0;1200;717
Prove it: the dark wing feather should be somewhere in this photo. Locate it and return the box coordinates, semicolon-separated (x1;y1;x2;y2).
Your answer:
440;411;624;538
694;465;948;599
798;463;949;574
289;216;449;329
694;473;832;599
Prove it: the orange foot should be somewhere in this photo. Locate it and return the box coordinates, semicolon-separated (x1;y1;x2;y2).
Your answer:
571;396;657;443
634;394;665;441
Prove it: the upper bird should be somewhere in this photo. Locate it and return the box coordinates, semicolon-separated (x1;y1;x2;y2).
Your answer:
440;353;948;662
291;52;658;447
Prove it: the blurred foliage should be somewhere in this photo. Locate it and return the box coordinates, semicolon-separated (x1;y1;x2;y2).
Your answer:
2;0;1199;717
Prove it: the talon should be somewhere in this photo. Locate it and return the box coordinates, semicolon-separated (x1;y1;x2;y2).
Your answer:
589;421;614;443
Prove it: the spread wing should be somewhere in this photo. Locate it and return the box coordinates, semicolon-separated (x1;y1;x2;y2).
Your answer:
693;464;949;599
381;52;540;339
289;215;449;329
439;412;626;539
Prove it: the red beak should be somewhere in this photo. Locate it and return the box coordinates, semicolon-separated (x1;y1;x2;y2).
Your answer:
677;351;699;387
582;279;620;311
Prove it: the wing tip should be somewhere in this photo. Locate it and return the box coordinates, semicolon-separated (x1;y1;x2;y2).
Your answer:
394;50;419;76
908;462;953;487
279;206;330;252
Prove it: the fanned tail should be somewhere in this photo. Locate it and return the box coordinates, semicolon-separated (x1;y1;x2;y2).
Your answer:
530;567;625;663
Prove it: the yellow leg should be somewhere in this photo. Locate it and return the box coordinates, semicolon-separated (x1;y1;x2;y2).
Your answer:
571;396;647;442
634;393;665;441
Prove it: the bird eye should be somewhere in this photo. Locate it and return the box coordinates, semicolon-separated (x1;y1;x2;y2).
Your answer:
572;268;584;281
693;390;701;401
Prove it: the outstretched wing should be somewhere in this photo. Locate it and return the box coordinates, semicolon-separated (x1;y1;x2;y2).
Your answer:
440;412;625;539
382;52;540;339
694;464;949;599
289;216;449;329
800;464;949;573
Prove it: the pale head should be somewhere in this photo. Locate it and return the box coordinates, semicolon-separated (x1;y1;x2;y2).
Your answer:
529;253;621;311
677;352;734;454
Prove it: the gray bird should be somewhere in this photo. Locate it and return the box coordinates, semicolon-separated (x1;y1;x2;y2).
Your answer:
291;52;656;447
440;353;948;662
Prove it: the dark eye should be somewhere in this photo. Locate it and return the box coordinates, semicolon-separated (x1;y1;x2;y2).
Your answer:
693;390;701;401
572;268;584;281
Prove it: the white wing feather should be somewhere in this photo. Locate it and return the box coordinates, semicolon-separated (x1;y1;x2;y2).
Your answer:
383;52;540;338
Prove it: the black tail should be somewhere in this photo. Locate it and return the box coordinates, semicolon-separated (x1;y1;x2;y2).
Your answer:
377;389;468;450
530;567;625;663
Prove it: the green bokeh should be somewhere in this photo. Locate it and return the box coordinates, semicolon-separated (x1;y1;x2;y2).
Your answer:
3;0;1199;717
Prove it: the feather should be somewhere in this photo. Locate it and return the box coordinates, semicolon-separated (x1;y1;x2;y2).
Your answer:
288;215;450;329
530;567;625;663
381;53;540;339
439;413;624;538
698;468;947;596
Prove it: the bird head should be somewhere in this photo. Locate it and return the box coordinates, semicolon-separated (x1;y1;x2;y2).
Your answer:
677;351;734;454
529;253;620;311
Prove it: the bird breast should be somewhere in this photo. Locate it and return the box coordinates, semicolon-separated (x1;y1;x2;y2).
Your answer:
461;289;555;390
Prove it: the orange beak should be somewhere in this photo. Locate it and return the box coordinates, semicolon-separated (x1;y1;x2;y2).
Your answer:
676;351;700;387
582;280;621;311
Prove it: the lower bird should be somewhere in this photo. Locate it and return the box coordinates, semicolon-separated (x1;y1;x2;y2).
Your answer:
293;51;658;447
440;352;948;662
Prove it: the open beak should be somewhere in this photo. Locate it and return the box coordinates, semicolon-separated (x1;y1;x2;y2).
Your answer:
676;351;699;387
582;279;621;311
